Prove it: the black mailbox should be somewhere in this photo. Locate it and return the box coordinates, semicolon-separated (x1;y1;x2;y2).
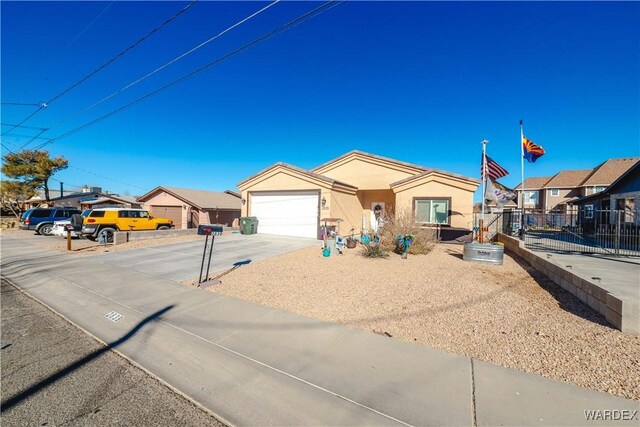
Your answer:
64;224;82;231
198;225;223;236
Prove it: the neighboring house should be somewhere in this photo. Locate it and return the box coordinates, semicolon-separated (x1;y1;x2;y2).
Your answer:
28;186;140;210
571;160;640;226
237;150;479;240
79;194;140;210
137;186;241;229
515;157;639;213
25;189;82;209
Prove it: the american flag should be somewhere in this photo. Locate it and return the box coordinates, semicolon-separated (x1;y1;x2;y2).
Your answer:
481;154;509;180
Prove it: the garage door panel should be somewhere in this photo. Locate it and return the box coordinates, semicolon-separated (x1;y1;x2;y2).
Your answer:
250;192;318;238
150;205;183;229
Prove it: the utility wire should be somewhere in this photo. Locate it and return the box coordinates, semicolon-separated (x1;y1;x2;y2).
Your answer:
0;133;52;141
36;0;345;149
1;123;48;131
2;0;199;136
17;129;49;150
1;102;42;107
61;1;115;53
48;0;281;131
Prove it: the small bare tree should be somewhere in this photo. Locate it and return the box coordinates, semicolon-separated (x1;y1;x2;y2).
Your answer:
379;207;439;255
1;180;37;219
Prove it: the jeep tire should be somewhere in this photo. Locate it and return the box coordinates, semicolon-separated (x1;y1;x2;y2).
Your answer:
97;227;116;244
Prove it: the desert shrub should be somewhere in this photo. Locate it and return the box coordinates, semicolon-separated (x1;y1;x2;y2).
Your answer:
360;242;388;258
379;208;439;255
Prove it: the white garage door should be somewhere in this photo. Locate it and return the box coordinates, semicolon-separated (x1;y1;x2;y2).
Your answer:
250;191;319;238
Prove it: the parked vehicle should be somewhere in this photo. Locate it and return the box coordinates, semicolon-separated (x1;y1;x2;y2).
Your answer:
51;210;92;238
19;207;82;236
81;208;174;243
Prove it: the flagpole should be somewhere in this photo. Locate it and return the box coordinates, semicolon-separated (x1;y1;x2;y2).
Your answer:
481;139;488;243
520;119;525;233
482;139;487;221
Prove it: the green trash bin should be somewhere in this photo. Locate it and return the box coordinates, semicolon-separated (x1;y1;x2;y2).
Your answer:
240;217;259;235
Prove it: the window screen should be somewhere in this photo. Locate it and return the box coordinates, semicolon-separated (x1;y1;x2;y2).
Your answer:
415;199;449;224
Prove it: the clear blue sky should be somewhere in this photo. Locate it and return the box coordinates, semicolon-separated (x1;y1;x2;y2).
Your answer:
2;1;639;200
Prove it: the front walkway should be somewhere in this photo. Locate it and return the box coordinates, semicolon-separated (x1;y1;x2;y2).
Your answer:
1;236;638;426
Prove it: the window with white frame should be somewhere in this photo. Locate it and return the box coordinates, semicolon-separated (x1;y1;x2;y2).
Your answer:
550;188;560;196
524;191;538;205
414;198;449;225
585;205;594;219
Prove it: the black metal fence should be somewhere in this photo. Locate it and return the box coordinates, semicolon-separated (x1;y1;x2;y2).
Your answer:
477;209;640;257
524;209;638;256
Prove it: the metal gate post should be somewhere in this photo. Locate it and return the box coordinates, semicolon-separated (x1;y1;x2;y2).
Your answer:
615;210;621;257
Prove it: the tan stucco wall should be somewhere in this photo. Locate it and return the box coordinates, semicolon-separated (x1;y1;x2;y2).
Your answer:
141;192;187;229
394;176;477;229
317;158;417;190
545;188;582;212
329;189;363;235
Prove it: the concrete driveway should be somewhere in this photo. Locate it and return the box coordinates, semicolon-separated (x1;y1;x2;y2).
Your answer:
88;233;320;282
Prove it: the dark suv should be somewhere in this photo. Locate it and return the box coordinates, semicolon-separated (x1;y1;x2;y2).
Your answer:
20;207;82;236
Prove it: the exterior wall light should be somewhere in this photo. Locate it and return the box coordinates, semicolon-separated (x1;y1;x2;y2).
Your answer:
321;197;326;207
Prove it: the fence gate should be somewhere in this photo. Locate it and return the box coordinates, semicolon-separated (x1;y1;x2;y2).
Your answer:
522;209;639;257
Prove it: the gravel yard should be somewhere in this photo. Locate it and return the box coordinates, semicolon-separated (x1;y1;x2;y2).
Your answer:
208;244;640;401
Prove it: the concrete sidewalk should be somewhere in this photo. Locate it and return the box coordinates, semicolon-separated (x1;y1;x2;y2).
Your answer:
1;236;638;426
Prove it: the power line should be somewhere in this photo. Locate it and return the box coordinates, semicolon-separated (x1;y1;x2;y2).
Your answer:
1;102;41;107
2;0;199;136
0;106;47;136
0;133;52;141
47;0;281;132
61;1;115;53
66;165;147;191
36;0;345;149
0;123;48;131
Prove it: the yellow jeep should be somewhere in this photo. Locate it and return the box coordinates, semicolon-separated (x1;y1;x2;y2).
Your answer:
82;208;174;242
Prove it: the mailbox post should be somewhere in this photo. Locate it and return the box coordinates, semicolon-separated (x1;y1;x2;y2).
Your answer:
198;225;223;284
64;224;81;251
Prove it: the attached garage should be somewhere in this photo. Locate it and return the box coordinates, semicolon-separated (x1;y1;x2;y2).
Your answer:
250;191;319;238
150;205;182;227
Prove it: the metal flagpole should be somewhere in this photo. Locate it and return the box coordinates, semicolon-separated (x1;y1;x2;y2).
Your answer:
520;119;525;234
482;139;488;220
480;139;488;243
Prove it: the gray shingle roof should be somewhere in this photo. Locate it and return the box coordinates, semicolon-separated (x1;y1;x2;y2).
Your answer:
139;187;241;210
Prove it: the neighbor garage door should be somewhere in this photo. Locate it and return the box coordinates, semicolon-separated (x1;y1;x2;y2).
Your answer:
150;205;183;229
250;191;319;238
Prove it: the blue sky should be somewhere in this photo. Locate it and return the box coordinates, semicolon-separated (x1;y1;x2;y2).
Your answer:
2;1;639;200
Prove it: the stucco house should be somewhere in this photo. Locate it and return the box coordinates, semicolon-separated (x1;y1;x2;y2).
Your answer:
515;157;639;213
137;186;241;229
571;160;640;226
237;150;479;239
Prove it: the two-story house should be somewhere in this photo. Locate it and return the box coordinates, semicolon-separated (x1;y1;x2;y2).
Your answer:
515;157;639;213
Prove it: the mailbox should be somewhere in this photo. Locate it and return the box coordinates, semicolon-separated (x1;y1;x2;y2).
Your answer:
64;224;82;231
198;225;223;236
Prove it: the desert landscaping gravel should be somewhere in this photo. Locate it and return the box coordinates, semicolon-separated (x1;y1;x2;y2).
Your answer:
207;244;640;401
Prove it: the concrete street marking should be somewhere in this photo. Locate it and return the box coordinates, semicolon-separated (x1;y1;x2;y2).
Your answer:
105;311;124;322
41;270;414;427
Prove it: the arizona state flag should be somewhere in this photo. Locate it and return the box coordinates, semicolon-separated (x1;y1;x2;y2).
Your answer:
523;136;545;163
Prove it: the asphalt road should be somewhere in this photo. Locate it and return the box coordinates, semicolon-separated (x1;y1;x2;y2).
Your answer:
0;279;226;426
